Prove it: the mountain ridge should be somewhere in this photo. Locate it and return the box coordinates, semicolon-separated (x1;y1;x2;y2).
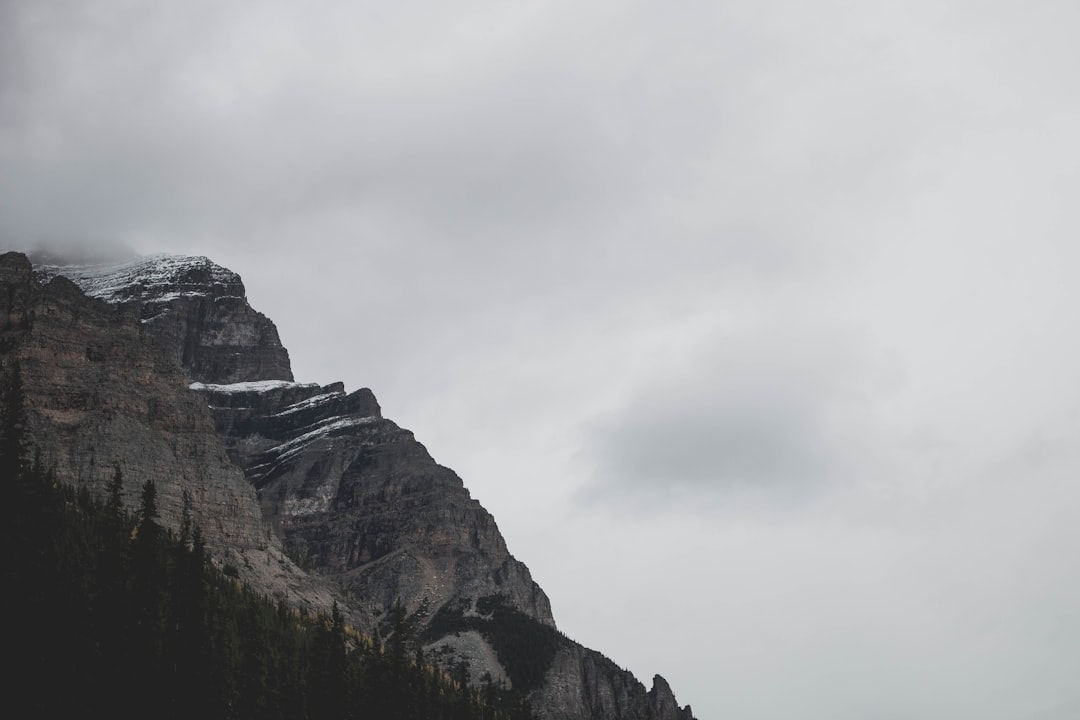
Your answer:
4;249;696;720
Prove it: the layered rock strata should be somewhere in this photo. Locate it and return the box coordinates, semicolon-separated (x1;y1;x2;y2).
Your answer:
190;378;555;630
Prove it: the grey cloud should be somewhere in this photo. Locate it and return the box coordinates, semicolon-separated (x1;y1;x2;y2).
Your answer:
583;324;886;507
0;0;871;274
601;396;827;486
5;236;137;266
2;1;642;242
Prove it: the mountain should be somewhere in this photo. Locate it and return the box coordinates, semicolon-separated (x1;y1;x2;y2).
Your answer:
3;250;696;720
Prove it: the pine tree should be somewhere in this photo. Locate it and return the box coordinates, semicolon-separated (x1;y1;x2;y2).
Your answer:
140;477;159;524
310;600;349;719
0;360;28;481
108;461;125;517
132;478;169;710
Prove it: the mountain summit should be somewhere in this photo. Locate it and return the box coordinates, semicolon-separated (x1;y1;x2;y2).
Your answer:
34;254;293;384
3;251;696;720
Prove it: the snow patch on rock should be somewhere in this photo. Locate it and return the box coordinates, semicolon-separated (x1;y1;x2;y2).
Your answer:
34;253;241;304
275;391;346;416
190;380;320;393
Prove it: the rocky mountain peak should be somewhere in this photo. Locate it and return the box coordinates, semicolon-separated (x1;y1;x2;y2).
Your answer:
33;253;241;305
35;254;293;385
0;251;34;284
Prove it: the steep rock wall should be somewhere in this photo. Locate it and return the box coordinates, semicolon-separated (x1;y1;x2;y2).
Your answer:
192;380;556;631
0;252;359;624
534;643;696;720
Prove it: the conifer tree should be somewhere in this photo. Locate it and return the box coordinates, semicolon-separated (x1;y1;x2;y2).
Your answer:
0;360;27;481
132;478;169;709
108;461;125;517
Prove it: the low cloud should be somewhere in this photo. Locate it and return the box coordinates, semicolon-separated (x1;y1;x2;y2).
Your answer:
582;322;893;508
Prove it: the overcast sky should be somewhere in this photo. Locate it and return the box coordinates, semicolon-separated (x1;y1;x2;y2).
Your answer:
4;1;1080;718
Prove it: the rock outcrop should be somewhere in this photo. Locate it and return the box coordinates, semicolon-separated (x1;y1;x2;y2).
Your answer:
534;645;695;720
6;251;697;720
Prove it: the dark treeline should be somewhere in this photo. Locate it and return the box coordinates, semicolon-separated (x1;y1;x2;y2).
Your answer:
0;360;533;720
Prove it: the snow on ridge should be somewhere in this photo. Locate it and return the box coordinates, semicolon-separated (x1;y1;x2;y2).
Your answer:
274;392;345;417
189;380;320;393
34;253;241;304
273;416;380;457
250;415;381;487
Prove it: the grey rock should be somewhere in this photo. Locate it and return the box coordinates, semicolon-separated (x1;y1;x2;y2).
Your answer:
424;630;511;689
192;380;556;631
534;643;695;720
34;254;293;384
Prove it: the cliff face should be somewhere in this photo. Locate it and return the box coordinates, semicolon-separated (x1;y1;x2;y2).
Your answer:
194;380;556;628
0;252;353;622
534;645;695;720
7;251;696;720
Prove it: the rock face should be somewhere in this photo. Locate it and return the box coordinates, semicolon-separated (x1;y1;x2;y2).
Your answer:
191;379;556;633
0;251;352;623
534;645;695;720
8;251;697;720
